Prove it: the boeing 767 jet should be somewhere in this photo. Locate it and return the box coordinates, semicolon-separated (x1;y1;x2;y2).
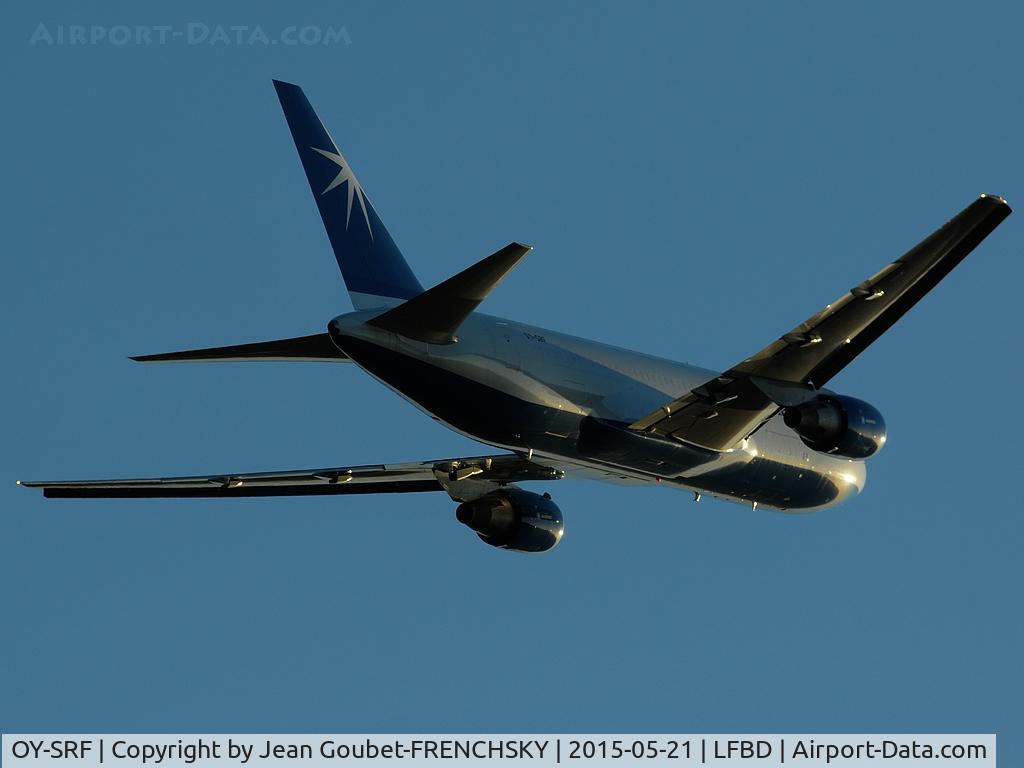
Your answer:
19;80;1012;553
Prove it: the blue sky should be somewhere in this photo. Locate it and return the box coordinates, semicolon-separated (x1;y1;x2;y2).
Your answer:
2;0;1022;756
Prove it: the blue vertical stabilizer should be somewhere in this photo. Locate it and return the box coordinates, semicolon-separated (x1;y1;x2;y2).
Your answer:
273;79;423;308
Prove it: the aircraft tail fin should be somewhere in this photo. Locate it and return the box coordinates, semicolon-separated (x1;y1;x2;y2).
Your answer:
273;79;424;309
368;242;532;344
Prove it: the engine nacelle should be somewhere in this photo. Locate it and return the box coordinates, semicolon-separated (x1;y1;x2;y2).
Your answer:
455;488;563;553
783;394;886;459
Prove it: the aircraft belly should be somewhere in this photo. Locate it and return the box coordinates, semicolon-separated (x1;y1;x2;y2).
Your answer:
681;456;845;511
665;416;864;510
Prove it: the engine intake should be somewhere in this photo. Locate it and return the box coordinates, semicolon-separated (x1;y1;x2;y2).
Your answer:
455;488;563;553
783;394;886;459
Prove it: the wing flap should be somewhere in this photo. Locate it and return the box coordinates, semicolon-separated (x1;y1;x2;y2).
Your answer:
35;480;440;499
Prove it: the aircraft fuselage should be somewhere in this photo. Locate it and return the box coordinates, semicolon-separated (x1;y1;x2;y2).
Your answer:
329;311;865;511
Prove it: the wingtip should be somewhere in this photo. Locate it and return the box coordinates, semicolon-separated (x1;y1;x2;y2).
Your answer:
980;193;1011;210
129;352;164;362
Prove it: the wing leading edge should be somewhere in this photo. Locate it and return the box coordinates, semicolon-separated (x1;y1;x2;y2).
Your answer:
18;454;563;500
631;194;1012;451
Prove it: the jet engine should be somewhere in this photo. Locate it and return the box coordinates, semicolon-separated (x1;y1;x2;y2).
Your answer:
783;394;886;459
455;488;563;553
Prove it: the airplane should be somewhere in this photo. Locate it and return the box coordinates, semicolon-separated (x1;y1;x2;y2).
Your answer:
19;80;1012;553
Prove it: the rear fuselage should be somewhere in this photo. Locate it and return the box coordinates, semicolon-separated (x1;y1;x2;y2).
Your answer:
328;311;865;511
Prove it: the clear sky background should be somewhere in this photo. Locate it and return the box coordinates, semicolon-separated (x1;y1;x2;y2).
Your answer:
3;0;1022;757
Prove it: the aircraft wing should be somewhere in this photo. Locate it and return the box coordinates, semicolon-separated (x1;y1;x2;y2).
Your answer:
631;194;1011;451
19;454;563;500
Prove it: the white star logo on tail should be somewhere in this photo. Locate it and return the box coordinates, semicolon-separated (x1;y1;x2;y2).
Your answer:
310;146;374;239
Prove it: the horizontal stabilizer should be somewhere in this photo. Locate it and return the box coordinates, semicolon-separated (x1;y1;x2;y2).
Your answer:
131;333;349;363
368;242;532;344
